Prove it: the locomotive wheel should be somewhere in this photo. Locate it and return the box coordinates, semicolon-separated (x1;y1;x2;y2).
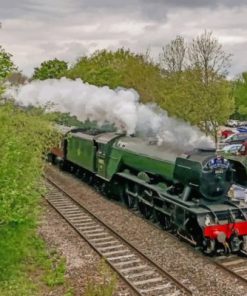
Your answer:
81;171;87;181
58;160;66;170
100;182;110;197
87;174;94;185
124;192;136;208
155;211;171;230
123;183;138;208
138;202;153;219
203;238;216;255
47;153;56;164
75;168;82;178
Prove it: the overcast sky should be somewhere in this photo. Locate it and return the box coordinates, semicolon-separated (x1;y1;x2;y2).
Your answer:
1;0;247;77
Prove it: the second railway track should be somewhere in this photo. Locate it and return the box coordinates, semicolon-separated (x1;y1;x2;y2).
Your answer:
214;254;247;284
44;176;192;296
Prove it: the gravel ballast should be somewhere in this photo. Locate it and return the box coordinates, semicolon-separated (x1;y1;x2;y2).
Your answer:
45;165;247;296
39;201;134;295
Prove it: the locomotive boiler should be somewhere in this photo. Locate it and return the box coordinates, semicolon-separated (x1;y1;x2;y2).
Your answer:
49;128;247;255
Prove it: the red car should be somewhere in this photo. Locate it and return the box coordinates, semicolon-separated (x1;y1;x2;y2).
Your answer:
221;129;235;139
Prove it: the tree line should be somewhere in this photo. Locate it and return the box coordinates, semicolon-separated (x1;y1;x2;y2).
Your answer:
30;32;246;139
2;31;247;137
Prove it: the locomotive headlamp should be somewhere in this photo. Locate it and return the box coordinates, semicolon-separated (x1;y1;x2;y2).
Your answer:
216;231;226;243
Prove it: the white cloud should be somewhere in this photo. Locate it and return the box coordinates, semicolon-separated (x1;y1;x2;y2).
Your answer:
0;1;247;76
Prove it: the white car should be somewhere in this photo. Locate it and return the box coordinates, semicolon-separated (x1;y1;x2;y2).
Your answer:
221;143;242;154
228;184;247;202
226;119;239;127
218;132;247;149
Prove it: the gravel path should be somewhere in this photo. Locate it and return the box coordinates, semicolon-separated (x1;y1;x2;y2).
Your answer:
45;165;247;296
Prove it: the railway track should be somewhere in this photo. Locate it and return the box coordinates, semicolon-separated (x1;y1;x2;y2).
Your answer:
44;176;192;296
214;254;247;284
129;203;247;287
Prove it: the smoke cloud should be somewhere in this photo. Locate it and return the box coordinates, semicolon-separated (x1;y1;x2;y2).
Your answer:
4;78;214;150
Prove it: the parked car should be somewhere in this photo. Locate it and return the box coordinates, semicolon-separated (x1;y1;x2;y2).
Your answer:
237;126;247;133
239;121;247;126
220;129;235;139
218;133;247;149
221;144;242;154
226;119;240;127
236;140;247;156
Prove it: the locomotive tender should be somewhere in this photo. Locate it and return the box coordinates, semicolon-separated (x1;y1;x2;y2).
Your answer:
49;127;247;255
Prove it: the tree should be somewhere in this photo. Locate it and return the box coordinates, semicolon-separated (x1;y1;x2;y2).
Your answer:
159;35;186;73
0;45;17;100
6;71;28;85
232;72;247;119
187;31;233;140
32;58;68;80
0;45;17;80
68;49;166;104
68;50;123;88
188;31;232;85
160;32;234;142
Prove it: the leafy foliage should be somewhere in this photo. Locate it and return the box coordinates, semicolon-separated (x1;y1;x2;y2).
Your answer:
32;58;68;80
0;101;60;281
6;71;28;85
68;49;124;88
160;32;234;140
0;46;17;80
0;101;68;295
232;72;247;119
67;35;233;141
68;48;165;104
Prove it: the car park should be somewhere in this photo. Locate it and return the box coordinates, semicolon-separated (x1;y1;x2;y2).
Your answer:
218;133;247;149
220;129;235;139
237;126;247;133
239;121;247;126
226;119;239;127
221;143;242;154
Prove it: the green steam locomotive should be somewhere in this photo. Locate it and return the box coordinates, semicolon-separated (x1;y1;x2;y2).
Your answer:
49;128;247;255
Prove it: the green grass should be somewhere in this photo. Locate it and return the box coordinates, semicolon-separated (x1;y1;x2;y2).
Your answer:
0;232;69;296
0;102;67;295
84;260;117;296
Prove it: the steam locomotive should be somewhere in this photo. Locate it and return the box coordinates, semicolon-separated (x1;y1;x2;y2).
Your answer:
49;127;247;255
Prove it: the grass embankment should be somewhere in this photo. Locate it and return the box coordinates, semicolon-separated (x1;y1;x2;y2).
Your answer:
0;102;118;295
0;103;70;295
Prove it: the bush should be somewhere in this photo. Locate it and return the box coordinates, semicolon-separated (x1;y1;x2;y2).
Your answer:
0;101;59;280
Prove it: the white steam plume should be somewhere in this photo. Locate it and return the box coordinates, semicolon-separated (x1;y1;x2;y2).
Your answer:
4;78;214;150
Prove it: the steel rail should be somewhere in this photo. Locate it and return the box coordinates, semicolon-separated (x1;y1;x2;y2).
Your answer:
45;166;247;289
212;255;247;284
44;174;192;296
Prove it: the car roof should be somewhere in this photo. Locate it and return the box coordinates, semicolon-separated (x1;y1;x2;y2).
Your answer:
227;133;247;139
